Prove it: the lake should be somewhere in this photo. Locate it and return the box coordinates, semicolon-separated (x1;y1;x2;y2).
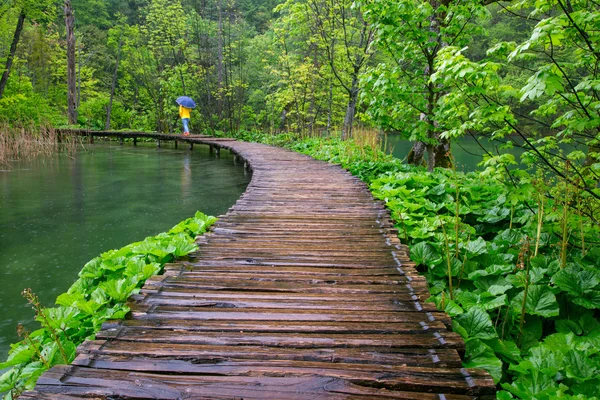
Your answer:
0;142;251;362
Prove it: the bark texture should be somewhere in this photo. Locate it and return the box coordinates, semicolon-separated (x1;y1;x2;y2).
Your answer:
0;11;26;99
64;0;77;124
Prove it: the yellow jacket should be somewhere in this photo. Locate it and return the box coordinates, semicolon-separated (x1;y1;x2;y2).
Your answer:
179;105;191;119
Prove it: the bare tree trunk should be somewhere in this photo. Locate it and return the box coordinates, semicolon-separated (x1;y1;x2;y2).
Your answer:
216;0;223;117
106;33;123;130
0;11;26;99
407;141;427;166
64;0;77;125
342;76;359;139
76;41;81;115
327;80;333;133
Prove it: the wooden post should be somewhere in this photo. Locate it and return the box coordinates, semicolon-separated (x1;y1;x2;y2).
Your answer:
233;155;239;165
174;140;178;149
215;147;221;156
209;144;215;154
157;140;161;148
189;142;193;151
133;137;137;146
119;137;124;145
88;133;94;144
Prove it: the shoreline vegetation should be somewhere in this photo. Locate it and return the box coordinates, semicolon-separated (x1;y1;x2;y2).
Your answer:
0;123;81;168
0;211;217;398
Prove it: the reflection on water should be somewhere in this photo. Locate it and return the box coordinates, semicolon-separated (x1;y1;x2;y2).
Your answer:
0;142;251;362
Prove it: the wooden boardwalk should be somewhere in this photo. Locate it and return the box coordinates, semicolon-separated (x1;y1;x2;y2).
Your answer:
24;136;495;399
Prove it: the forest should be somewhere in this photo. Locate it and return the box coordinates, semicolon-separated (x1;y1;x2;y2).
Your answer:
1;0;599;399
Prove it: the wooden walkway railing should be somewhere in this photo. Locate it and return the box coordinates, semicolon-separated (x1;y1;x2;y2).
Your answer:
23;134;496;399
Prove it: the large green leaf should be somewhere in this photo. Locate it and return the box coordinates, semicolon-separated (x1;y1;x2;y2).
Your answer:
0;344;35;369
473;275;513;295
485;338;521;363
100;278;138;303
552;267;600;296
552;267;600;309
453;307;497;340
565;350;598;382
20;361;47;391
410;242;441;267
455;291;506;311
463;339;503;383
463;237;488;256
0;368;21;392
38;307;81;331
512;285;559;318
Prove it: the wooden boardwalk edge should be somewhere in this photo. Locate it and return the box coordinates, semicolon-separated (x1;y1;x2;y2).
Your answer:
23;132;496;399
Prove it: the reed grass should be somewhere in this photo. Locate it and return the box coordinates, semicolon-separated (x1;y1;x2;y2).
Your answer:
352;127;384;156
0;122;79;167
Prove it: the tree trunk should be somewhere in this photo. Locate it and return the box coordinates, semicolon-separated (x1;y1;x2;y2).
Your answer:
342;84;359;140
64;0;77;125
433;138;453;168
216;0;223;117
106;33;123;130
76;41;81;116
0;11;26;99
407;141;427;166
326;80;333;134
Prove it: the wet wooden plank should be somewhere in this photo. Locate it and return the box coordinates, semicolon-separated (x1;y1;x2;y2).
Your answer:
83;340;463;367
126;306;449;325
35;365;491;399
97;328;464;349
29;134;495;399
134;296;438;312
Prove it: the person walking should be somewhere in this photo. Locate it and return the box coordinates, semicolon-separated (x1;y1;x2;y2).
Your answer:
176;96;196;136
179;104;191;136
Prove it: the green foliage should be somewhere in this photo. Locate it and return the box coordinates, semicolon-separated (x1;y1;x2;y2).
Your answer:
0;211;216;398
432;0;600;201
359;0;489;168
78;95;132;129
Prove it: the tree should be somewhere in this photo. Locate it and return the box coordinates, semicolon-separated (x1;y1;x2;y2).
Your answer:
308;0;374;138
0;0;56;99
361;0;497;170
0;9;25;99
143;0;188;131
64;0;77;124
432;0;600;198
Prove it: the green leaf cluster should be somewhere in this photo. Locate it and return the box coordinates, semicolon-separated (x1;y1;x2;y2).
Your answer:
0;211;216;398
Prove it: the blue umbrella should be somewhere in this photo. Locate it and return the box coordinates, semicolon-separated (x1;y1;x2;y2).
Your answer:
176;96;196;109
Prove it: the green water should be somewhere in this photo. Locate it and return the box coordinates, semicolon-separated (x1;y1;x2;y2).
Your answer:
384;134;584;172
0;142;251;362
384;134;520;172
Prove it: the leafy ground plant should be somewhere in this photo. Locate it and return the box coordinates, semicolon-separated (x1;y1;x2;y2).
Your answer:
0;211;216;399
